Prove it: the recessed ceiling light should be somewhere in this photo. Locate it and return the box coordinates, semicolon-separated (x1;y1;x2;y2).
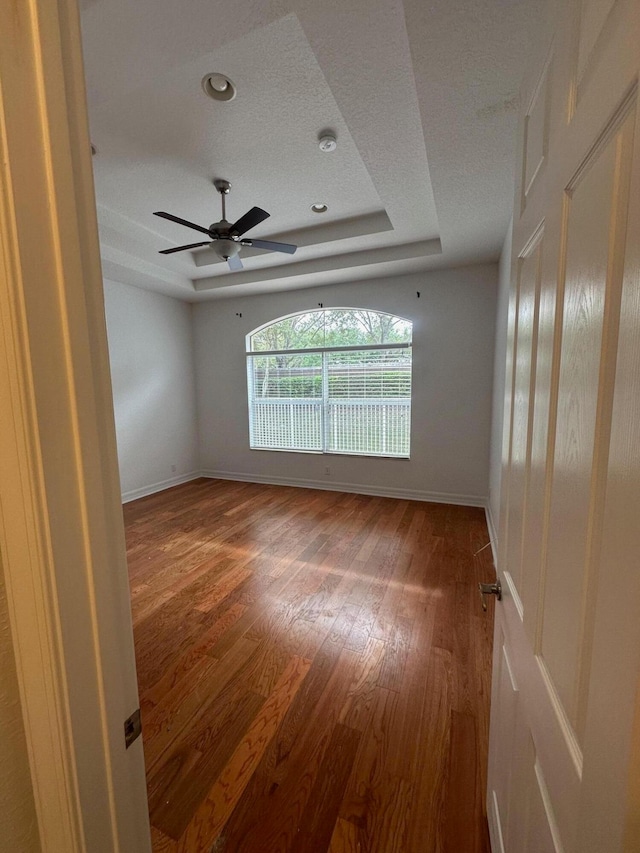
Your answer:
311;203;328;213
201;73;236;102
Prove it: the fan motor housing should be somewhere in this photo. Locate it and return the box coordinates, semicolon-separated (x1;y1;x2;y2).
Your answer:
210;219;231;233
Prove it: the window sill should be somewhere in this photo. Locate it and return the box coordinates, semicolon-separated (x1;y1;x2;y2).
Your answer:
249;446;410;460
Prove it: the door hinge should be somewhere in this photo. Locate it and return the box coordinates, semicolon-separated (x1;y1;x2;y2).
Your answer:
124;708;142;749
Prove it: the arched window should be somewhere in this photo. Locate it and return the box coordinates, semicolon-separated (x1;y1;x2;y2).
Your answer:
246;308;412;457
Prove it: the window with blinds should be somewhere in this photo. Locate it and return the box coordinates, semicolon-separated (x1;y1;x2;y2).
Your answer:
246;309;412;458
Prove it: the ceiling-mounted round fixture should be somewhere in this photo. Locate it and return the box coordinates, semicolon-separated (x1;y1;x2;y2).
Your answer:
201;73;236;102
318;133;337;153
311;203;328;213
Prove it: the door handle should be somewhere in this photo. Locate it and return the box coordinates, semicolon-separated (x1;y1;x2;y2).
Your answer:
478;580;502;611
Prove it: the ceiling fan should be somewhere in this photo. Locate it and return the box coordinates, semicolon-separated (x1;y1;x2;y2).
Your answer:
154;179;297;271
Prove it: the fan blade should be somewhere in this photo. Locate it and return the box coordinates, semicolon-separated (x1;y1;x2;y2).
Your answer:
229;206;270;237
159;241;210;255
228;254;243;271
154;211;211;236
243;238;297;255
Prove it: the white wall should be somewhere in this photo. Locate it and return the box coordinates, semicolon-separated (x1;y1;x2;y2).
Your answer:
488;225;513;539
193;264;498;504
104;280;199;501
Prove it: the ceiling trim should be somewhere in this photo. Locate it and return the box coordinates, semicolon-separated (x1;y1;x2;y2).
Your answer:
100;246;193;295
195;238;442;291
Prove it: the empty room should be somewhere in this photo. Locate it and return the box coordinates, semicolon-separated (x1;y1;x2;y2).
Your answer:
1;1;640;852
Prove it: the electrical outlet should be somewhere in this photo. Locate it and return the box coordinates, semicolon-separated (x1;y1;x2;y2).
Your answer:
324;466;330;477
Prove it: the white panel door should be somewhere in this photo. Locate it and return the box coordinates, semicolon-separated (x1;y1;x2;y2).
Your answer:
487;2;640;852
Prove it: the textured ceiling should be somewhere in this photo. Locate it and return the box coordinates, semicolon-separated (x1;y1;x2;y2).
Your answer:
81;0;546;301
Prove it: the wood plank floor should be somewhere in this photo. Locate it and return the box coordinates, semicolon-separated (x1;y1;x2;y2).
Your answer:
124;478;496;853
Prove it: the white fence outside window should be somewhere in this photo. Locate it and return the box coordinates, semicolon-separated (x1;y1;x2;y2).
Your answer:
247;347;412;458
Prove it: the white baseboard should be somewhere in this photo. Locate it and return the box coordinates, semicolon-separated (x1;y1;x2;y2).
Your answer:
122;469;490;510
121;472;201;503
484;503;499;568
200;469;487;507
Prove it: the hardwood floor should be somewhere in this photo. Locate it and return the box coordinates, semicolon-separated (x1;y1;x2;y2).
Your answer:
124;478;496;852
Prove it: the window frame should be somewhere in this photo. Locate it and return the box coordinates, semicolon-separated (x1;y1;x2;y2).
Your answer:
246;309;413;459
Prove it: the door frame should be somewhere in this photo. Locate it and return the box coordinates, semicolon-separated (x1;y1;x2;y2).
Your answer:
0;0;150;849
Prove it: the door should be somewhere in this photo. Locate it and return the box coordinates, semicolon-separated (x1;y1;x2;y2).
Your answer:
0;0;150;849
487;1;640;851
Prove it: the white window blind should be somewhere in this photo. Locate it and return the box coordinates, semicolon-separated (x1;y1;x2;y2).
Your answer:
247;343;411;457
325;348;411;456
247;353;323;452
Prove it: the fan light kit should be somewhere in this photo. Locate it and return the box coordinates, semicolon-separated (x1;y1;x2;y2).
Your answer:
311;203;328;213
154;179;297;271
201;73;236;102
318;134;337;152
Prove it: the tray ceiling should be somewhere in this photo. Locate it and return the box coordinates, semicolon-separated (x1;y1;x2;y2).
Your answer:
81;0;546;300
